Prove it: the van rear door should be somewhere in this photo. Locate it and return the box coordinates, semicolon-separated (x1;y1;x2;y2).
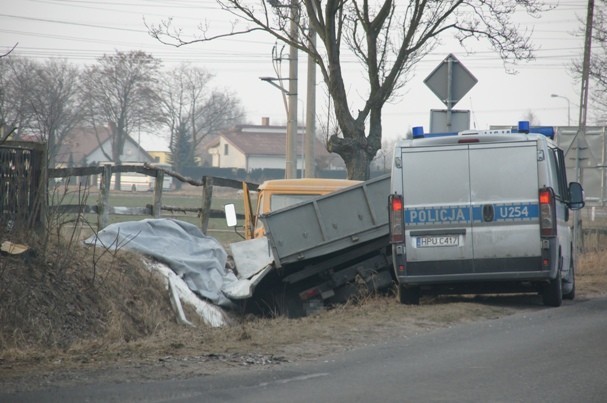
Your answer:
468;142;541;266
401;145;474;264
400;140;541;274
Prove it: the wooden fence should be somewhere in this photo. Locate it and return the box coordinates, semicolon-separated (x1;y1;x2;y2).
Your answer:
48;163;258;232
0;140;254;236
0;141;46;230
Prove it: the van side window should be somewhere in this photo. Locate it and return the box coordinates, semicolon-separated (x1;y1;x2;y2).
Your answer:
549;148;569;201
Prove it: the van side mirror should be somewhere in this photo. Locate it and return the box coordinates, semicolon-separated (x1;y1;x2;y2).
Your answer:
224;203;238;227
568;182;585;210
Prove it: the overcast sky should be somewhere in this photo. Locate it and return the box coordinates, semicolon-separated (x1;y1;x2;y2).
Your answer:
1;0;589;150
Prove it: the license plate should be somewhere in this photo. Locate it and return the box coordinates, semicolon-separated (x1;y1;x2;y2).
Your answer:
415;235;459;248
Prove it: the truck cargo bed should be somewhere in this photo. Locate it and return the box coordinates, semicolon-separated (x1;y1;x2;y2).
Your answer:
259;174;390;268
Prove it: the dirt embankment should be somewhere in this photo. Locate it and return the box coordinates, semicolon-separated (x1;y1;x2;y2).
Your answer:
0;241;606;393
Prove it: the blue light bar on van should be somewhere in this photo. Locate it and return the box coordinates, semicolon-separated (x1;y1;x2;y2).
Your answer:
410;121;555;140
528;126;555;139
412;126;424;138
515;121;555;139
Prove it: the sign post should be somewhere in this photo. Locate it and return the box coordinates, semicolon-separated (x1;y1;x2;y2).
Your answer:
424;54;477;132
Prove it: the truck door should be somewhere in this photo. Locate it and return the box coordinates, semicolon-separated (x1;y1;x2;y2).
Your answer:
468;142;541;266
401;146;474;263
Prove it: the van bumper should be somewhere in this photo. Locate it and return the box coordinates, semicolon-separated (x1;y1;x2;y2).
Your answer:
396;256;557;286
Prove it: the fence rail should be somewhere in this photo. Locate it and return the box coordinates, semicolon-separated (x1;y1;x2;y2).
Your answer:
48;163;258;232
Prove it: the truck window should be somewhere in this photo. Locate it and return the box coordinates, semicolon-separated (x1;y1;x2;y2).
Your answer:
270;194;319;211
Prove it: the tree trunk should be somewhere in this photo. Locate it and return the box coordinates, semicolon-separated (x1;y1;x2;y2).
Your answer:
327;115;382;181
345;147;371;180
328;135;374;180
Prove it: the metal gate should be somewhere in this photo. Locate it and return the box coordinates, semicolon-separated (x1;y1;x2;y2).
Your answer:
0;141;46;230
555;126;607;206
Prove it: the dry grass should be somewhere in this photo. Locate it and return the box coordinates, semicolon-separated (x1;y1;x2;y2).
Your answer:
577;246;607;295
0;235;173;357
0;230;606;389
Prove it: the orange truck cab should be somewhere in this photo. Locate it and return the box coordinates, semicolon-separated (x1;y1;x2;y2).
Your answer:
243;178;360;239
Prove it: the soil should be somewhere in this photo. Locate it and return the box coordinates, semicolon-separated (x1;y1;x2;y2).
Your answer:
0;238;606;394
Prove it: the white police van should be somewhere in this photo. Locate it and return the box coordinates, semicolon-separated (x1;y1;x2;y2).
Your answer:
388;122;585;306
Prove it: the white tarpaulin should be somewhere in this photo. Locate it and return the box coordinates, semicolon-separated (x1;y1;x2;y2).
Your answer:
84;218;237;307
223;237;275;300
145;260;232;327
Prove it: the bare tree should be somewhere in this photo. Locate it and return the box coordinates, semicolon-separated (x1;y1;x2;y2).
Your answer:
372;136;397;174
81;50;162;189
576;1;607;124
27;59;83;167
0;56;35;142
149;0;551;179
0;44;18;59
159;63;244;185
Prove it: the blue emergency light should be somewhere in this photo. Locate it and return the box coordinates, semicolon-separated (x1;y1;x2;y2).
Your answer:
412;126;424;139
528;126;555;139
410;121;555;140
517;121;555;139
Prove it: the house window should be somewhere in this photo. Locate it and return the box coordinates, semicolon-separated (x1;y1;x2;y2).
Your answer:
224;144;229;155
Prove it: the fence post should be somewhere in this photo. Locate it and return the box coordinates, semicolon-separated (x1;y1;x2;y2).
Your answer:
98;164;111;230
200;176;213;233
37;145;48;236
153;169;164;218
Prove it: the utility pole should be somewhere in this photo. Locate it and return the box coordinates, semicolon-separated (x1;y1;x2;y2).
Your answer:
285;0;298;179
305;28;316;178
574;0;594;252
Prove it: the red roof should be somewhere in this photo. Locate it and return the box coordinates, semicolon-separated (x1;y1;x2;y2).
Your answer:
220;125;331;158
55;126;151;165
56;126;112;164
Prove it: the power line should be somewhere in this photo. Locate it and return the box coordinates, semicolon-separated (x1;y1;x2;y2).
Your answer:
0;13;145;33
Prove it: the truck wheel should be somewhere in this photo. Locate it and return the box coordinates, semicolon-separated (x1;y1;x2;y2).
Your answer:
563;256;576;301
399;284;420;305
542;268;562;307
284;290;306;319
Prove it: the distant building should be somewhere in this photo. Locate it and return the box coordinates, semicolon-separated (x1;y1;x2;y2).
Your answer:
207;117;344;172
148;150;171;165
55;125;154;168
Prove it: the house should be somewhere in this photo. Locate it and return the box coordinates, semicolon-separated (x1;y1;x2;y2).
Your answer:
148;150;171;165
207;118;344;172
55;125;154;168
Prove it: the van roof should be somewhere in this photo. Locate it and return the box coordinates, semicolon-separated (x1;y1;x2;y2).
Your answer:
402;132;551;147
258;178;361;193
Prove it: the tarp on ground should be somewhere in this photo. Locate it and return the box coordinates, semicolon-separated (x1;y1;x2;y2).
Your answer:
84;218;237;307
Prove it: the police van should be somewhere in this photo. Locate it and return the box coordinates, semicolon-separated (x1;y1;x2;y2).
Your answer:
388;122;585;307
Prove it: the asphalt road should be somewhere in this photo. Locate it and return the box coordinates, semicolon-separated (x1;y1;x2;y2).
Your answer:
5;297;607;403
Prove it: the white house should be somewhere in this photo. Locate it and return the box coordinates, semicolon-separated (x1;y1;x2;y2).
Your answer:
207;118;344;172
56;125;155;167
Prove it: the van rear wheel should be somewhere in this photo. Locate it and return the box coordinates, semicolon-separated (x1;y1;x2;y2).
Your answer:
542;268;563;307
399;285;420;305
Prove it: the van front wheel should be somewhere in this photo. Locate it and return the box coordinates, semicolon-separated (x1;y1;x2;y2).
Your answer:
563;256;576;300
399;285;420;305
542;268;563;307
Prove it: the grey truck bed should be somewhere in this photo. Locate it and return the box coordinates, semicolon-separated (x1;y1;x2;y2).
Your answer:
259;174;390;268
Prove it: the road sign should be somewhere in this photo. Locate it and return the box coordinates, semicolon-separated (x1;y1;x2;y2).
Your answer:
424;54;478;108
430;110;471;133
